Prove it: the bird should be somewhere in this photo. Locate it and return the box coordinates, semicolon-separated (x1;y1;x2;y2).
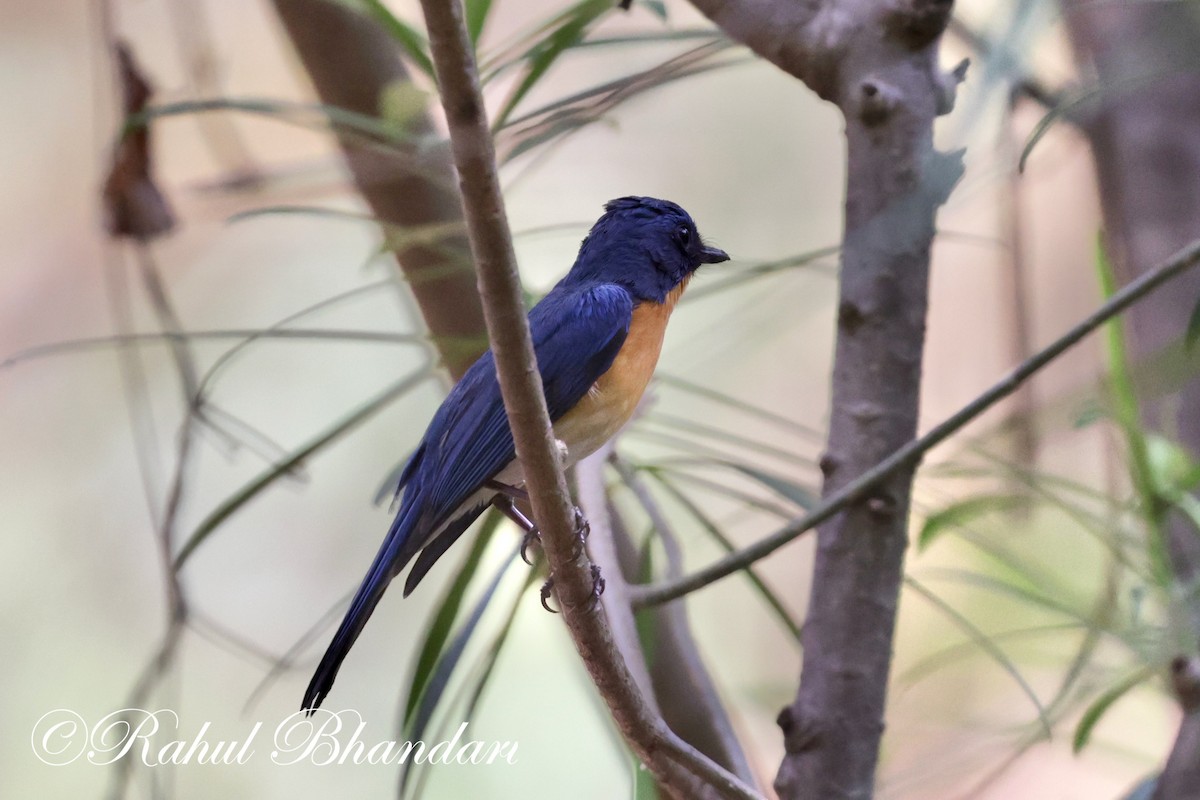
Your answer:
302;196;729;712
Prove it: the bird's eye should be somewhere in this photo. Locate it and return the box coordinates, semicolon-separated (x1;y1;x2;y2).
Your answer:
677;225;691;244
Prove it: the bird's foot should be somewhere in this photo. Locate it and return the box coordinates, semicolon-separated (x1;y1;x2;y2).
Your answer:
520;527;542;566
586;564;605;609
539;565;604;614
571;506;591;559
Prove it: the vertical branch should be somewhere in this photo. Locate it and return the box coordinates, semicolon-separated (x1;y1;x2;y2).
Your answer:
413;1;759;797
682;1;963;797
1061;0;1200;632
1063;3;1200;796
272;0;486;378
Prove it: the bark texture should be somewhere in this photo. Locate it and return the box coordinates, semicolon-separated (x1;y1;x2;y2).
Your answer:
1064;3;1200;796
1063;0;1200;617
272;0;486;378
683;1;962;797
1154;655;1200;800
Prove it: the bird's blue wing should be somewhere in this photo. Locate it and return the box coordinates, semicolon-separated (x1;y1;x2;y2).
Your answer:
302;283;632;712
417;282;633;530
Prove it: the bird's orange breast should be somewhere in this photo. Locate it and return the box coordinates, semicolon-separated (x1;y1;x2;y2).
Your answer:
553;279;689;461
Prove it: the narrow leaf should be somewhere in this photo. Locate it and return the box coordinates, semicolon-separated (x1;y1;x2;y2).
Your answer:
646;469;802;641
402;512;503;725
1072;665;1156;753
403;544;520;741
918;494;1030;551
174;366;433;568
360;0;435;79
720;462;818;509
465;0;493;43
906;576;1052;737
493;0;612;128
1186;293;1200;351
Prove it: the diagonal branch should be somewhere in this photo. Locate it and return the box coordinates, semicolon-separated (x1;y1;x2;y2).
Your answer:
631;237;1200;609
414;1;760;797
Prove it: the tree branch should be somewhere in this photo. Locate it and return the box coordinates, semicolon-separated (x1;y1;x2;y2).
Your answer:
632;237;1200;608
415;1;760;797
1063;3;1200;795
611;456;759;787
679;3;968;795
271;0;486;378
1154;653;1200;800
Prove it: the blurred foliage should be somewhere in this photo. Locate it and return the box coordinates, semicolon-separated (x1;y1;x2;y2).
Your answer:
13;0;1198;797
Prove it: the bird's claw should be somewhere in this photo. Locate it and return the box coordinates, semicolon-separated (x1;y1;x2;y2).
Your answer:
571;506;590;558
539;565;604;614
587;564;605;609
520;527;542;566
540;577;557;613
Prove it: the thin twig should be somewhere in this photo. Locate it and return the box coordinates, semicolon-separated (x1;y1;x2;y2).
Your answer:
415;1;760;797
612;456;759;787
3;328;433;368
632;237;1200;608
946;17;1062;111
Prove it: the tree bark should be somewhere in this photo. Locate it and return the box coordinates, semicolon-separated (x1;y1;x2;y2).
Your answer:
682;1;962;797
1062;0;1200;620
272;0;486;379
1063;3;1200;796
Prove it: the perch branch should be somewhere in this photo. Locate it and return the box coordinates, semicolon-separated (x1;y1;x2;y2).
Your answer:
415;1;760;797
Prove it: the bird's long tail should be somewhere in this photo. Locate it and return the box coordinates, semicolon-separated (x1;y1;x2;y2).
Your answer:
301;502;424;713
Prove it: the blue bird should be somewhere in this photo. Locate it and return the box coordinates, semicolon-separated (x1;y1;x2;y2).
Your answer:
302;196;728;712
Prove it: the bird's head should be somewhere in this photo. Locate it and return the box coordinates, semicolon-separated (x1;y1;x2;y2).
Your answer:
565;196;729;303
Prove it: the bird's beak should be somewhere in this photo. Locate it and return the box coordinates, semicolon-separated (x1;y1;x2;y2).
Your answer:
700;245;730;264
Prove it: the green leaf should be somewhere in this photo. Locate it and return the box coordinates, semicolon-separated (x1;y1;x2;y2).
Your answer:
646;469;802;642
380;80;432;130
494;38;738;162
1187;294;1200;351
1097;237;1171;583
400;551;534;796
720;462;818;509
493;0;612;128
359;0;435;79
174;365;434;568
465;0;493;43
459;568;540;720
1146;434;1198;498
1019;85;1102;173
640;0;668;21
906;576;1052;737
634;754;661;799
402;512;503;725
656;372;823;439
1072;665;1156;753
638;462;796;519
402;545;519;743
1073;400;1105;429
134;97;422;151
642;411;813;466
918;494;1030;551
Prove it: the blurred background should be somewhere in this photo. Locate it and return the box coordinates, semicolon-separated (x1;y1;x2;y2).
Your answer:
3;0;1196;798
